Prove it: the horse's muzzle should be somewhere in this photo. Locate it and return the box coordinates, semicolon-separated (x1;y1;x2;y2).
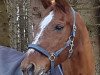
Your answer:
21;64;48;75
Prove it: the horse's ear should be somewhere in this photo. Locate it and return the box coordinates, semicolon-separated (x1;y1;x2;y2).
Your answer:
41;0;52;9
55;0;70;13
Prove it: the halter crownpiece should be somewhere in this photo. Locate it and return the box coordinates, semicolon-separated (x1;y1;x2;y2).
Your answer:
28;7;76;75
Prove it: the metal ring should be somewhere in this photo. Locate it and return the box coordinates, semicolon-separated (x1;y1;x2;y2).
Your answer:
69;49;73;54
49;53;55;61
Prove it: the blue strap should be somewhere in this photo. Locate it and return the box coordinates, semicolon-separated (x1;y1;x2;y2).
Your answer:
54;40;71;57
28;44;58;75
28;44;50;57
50;61;55;75
71;7;77;37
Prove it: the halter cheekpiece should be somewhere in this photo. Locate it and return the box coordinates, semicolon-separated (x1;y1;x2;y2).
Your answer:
28;7;77;75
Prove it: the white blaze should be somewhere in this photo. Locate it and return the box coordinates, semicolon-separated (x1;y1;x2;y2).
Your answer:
27;11;54;55
32;11;54;44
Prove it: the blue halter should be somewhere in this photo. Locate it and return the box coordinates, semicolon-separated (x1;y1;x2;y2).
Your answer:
28;7;76;75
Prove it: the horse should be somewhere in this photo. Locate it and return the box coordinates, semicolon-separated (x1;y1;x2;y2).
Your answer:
0;0;95;75
20;0;95;75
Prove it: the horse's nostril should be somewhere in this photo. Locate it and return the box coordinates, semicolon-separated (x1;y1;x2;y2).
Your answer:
21;64;34;75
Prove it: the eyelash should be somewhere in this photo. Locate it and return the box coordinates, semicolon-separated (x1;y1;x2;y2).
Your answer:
55;25;64;31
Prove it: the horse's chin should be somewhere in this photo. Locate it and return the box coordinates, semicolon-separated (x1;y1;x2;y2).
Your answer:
37;69;48;75
34;69;49;75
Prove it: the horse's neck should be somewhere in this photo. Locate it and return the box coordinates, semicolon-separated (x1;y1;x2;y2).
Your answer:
61;13;95;75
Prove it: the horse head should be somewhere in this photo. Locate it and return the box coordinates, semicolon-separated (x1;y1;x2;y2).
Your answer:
20;0;95;75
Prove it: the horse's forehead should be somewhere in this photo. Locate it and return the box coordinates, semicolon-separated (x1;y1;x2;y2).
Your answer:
39;9;64;29
32;11;54;44
39;11;54;29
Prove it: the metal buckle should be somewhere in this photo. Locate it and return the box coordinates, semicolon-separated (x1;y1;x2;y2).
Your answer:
73;25;77;31
49;53;56;61
68;39;74;58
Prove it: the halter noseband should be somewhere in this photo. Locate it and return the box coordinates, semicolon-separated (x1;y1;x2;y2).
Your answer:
28;7;76;75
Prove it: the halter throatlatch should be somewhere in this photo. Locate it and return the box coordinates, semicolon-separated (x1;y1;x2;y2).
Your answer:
28;7;76;75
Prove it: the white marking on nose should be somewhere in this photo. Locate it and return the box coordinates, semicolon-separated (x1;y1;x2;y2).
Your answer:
27;49;35;55
27;11;54;55
32;11;54;44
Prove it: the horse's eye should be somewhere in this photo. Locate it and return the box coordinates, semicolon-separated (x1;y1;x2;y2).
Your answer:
55;25;64;31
